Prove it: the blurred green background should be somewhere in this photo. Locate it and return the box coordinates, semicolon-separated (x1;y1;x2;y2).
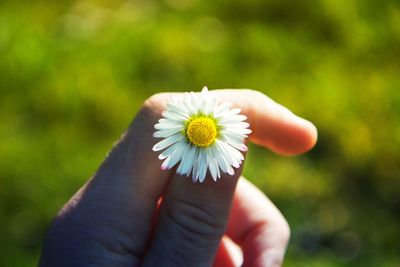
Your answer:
1;0;399;266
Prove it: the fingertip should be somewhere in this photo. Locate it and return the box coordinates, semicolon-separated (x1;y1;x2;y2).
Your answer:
288;116;318;155
265;114;318;156
297;116;318;152
304;119;318;151
220;89;317;156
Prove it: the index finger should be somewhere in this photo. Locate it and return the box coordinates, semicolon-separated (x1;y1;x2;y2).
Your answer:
211;89;317;155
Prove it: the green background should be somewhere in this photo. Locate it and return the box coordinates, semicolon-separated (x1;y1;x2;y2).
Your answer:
1;0;399;266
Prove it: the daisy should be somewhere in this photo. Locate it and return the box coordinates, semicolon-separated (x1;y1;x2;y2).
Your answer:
152;87;252;183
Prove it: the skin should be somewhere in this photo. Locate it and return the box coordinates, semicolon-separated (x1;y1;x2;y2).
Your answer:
39;89;317;267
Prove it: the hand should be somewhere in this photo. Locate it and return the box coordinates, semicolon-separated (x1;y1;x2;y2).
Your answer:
39;89;317;267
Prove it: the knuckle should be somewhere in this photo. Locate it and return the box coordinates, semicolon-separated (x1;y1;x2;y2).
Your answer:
246;89;274;105
247;88;263;97
139;93;170;122
164;198;226;243
142;93;168;111
246;89;267;100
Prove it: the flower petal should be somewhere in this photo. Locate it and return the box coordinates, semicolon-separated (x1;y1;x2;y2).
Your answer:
162;142;186;170
198;150;208;183
153;127;183;138
218;114;247;123
154;122;183;130
213;102;232;117
206;148;218;181
152;133;184;151
176;144;191;174
192;154;200;182
220;121;250;129
222;127;252;135
180;145;197;175
162;110;189;122
158;140;185;160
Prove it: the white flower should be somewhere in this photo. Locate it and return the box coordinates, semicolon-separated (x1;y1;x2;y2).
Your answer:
152;87;252;183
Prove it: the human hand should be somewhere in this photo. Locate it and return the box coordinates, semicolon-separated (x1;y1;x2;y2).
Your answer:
39;89;317;267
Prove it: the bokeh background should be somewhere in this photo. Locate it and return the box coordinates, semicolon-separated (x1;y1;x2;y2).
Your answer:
1;0;399;266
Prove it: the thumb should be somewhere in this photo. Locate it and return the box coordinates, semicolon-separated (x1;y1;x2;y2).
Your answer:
141;166;243;267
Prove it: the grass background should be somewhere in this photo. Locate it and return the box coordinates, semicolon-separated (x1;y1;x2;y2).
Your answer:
1;0;399;266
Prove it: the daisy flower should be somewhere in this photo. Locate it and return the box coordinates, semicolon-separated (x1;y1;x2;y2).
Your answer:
152;87;252;183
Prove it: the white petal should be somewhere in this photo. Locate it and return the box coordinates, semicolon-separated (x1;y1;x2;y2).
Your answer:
192;154;200;182
222;128;252;135
182;93;198;115
153;127;183;138
215;141;235;175
160;157;171;171
176;143;192;174
158;141;184;160
162;143;185;170
222;140;245;160
190;92;200;111
163;108;187;117
228;141;248;152
167;106;189;117
180;145;197;175
226;108;241;115
157;118;178;124
220;130;245;141
210;146;222;179
206;148;218;181
167;101;189;114
204;96;218;115
218;114;247;123
162;110;188;121
226;165;235;175
215;163;221;178
162;110;189;121
216;141;235;165
220;130;248;142
220;121;250;129
198;150;208;182
200;86;209;102
154;122;183;130
213;145;229;173
152;133;183;151
220;149;240;169
220;134;248;152
213;102;232;117
217;140;244;168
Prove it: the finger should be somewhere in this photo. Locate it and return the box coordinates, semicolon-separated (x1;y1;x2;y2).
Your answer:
141;162;245;267
211;89;317;155
226;177;290;267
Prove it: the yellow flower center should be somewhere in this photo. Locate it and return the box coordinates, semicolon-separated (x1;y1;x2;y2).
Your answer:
186;117;217;147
